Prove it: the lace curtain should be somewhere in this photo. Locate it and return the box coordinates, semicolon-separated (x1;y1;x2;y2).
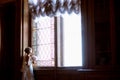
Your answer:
28;0;81;18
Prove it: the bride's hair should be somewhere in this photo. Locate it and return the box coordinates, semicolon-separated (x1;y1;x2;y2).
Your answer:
24;47;32;54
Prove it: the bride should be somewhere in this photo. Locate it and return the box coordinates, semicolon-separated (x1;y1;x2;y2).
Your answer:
21;47;36;80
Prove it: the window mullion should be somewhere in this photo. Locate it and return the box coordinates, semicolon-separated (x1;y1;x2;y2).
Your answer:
56;16;64;67
54;17;58;68
60;17;64;67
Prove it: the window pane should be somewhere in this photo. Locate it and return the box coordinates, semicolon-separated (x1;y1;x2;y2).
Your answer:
32;17;55;67
32;13;82;67
59;13;82;67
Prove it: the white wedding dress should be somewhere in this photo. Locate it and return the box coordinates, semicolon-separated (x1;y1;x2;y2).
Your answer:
21;55;35;80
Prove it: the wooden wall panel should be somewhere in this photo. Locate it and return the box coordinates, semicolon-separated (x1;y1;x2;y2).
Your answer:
0;3;16;80
0;0;15;4
34;70;120;80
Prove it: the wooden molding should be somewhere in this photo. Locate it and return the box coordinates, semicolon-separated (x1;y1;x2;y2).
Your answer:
0;0;15;4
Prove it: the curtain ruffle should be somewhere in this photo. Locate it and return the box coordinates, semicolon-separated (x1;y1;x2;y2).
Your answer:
28;0;81;18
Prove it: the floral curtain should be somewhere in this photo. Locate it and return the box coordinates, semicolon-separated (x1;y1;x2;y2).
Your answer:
28;0;81;18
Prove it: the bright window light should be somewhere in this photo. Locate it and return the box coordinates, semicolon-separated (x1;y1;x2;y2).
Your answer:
62;13;82;67
32;13;82;67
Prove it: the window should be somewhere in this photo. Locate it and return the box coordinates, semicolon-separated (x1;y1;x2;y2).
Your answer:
32;16;55;66
22;0;96;69
31;12;82;67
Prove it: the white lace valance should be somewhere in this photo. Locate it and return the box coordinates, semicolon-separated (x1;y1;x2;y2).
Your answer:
28;0;81;18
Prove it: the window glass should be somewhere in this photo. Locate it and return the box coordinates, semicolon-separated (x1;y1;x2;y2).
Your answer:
32;17;55;66
61;13;82;67
32;13;82;67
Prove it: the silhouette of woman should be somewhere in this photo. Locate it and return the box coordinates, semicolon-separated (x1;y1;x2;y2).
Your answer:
21;47;35;80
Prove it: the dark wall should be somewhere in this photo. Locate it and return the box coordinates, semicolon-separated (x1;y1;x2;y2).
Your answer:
94;0;111;65
0;3;15;80
114;0;120;64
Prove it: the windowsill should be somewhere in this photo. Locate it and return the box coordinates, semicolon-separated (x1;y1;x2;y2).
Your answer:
33;65;120;72
77;69;95;72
